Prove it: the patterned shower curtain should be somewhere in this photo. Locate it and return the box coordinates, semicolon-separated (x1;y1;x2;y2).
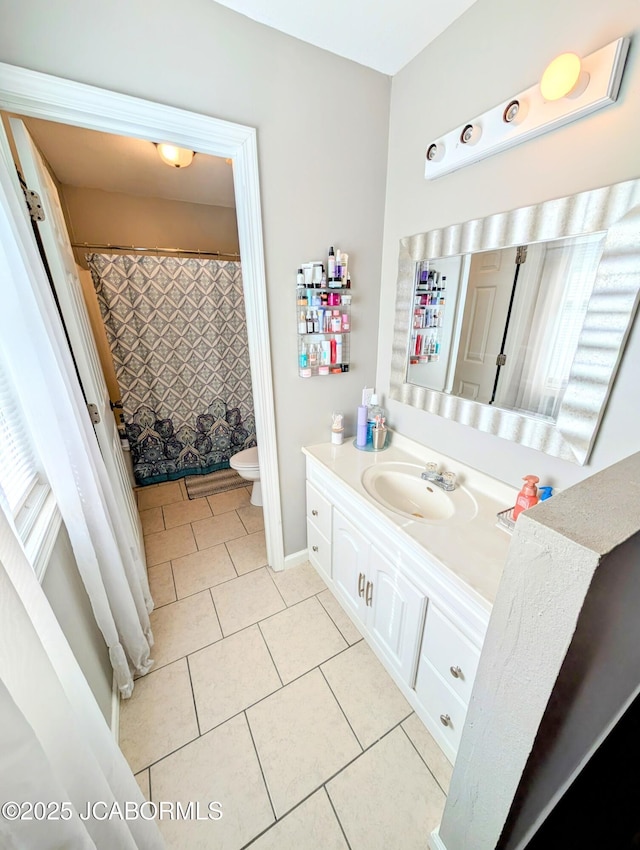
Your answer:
88;254;256;486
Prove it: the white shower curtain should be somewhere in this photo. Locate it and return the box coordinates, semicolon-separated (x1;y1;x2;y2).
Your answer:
0;141;153;697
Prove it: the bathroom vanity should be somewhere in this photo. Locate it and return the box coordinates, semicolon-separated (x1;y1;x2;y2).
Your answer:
303;433;516;763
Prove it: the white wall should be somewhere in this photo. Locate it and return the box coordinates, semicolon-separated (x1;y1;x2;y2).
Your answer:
0;0;390;556
41;523;113;722
379;0;640;493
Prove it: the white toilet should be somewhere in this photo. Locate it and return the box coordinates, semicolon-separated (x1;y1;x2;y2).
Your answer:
229;446;262;506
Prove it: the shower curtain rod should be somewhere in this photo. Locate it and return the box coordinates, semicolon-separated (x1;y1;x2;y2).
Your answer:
71;242;240;260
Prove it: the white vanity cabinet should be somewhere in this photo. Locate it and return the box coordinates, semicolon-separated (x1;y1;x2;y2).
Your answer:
306;481;332;582
333;509;426;683
304;449;493;764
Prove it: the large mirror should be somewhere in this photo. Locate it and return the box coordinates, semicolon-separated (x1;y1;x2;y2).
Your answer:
390;179;640;464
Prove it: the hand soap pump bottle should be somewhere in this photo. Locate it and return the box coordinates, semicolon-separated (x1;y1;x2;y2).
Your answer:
513;475;540;520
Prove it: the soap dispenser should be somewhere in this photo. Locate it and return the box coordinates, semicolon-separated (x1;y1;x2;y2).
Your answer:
513;475;540;520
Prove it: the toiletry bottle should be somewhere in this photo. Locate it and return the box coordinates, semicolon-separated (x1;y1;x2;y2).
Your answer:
299;344;308;370
299;310;307;334
335;337;343;364
513;475;540;520
366;394;385;445
328;247;336;282
297;268;304;286
356;405;368;447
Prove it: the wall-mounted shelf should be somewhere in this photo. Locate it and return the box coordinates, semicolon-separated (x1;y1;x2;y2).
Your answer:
410;261;447;365
297;272;352;377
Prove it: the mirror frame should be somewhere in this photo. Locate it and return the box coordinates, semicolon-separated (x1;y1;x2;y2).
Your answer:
390;178;640;465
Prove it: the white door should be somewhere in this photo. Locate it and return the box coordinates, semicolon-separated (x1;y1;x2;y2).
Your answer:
452;247;518;403
365;548;426;686
9;119;144;561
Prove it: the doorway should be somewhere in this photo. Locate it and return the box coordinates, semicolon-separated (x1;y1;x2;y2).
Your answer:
0;62;284;570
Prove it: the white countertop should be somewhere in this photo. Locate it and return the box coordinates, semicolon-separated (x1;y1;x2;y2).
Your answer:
303;431;517;607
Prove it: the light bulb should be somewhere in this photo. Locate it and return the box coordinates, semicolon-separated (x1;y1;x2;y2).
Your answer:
540;53;583;101
157;143;194;168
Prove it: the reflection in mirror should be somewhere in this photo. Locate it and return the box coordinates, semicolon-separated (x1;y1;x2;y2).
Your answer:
390;178;640;464
407;233;606;423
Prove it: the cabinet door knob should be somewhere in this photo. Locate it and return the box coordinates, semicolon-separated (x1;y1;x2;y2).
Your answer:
365;580;373;607
312;545;319;552
358;572;365;597
440;713;451;727
311;509;318;516
449;665;462;679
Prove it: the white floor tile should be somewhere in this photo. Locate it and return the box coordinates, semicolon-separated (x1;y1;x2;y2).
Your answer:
270;562;327;606
144;524;197;567
192;512;247;550
207;488;251;515
317;589;364;645
211;568;285;636
246;669;361;817
148;562;176;608
171;544;236;599
138;481;184;511
237;504;264;534
189;625;281;733
119;659;198;774
151;713;274;849
162;497;212;529
322;641;411;748
402;713;453;793
260;597;347;684
248;789;348;850
327;727;446;850
225;530;268;575
150;590;222;669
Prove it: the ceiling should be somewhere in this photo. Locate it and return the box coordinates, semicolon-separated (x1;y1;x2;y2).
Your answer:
21;117;236;208
213;0;479;75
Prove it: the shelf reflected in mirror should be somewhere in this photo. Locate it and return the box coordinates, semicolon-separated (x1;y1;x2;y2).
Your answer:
390;178;640;464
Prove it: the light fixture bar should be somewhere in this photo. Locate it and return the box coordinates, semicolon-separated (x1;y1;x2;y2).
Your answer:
425;37;630;180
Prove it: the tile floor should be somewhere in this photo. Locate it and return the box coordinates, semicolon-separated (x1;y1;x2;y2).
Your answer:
121;479;450;849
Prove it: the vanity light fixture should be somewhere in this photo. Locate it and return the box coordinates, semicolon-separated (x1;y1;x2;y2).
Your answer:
425;37;630;180
156;143;194;168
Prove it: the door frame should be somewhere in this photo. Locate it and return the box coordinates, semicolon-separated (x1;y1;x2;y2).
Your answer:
0;61;285;570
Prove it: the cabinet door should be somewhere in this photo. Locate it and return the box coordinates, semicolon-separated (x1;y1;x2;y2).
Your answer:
332;509;368;622
365;548;427;686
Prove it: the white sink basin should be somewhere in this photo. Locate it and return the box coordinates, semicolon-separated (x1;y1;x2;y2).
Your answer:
361;462;478;525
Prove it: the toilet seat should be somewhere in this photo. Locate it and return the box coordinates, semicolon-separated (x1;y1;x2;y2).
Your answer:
230;447;258;470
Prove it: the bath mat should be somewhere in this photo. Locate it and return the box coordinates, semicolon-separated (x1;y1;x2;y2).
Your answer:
184;468;247;500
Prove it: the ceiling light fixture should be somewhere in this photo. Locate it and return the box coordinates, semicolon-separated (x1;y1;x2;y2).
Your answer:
156;143;194;168
425;37;629;180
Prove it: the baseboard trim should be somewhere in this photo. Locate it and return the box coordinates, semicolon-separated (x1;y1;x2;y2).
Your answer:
111;672;120;740
283;548;309;570
429;828;447;850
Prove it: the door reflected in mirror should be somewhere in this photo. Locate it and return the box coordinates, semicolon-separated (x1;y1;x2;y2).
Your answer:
406;232;605;423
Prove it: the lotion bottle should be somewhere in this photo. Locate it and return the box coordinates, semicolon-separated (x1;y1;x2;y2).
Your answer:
513;475;540;520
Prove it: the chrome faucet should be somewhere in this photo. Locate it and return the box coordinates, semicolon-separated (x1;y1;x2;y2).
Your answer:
421;462;456;491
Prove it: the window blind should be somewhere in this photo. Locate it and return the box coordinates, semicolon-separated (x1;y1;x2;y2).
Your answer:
0;359;39;514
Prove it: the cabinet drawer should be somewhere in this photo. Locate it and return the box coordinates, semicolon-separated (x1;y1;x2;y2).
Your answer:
306;481;332;540
420;604;480;705
307;520;331;581
415;658;467;755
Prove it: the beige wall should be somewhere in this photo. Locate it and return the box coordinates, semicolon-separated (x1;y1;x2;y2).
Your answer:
0;0;390;557
61;185;239;268
379;0;640;494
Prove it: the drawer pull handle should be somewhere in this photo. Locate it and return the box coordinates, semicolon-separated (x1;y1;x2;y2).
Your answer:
312;545;319;552
365;580;373;607
440;713;451;727
312;509;319;516
450;665;462;679
358;573;365;597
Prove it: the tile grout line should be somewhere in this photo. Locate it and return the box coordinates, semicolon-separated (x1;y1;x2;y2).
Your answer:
256;621;284;688
184;654;202;738
318;666;364;753
398;720;449;797
207;586;225;639
315;589;364;646
243;710;278;824
323;785;353;850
